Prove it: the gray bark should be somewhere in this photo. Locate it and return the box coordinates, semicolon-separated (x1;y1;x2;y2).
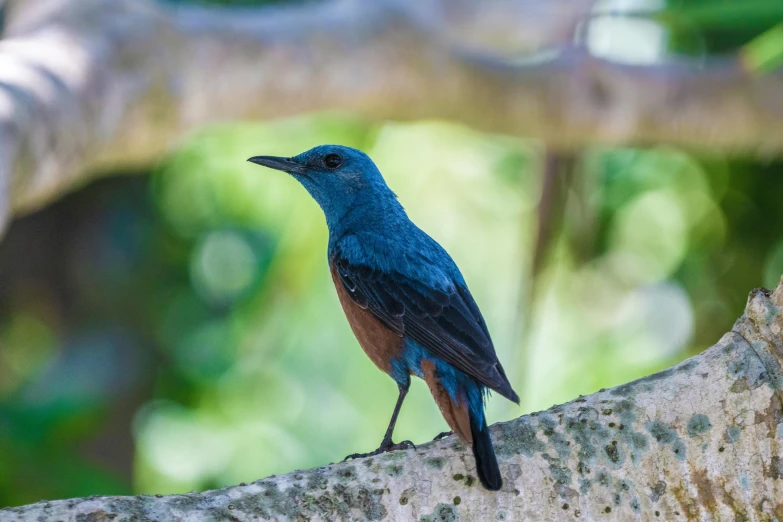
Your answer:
2;280;782;521
1;0;783;237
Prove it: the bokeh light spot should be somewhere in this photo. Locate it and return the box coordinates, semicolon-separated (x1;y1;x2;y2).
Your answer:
134;401;232;483
191;230;258;306
608;190;687;285
0;312;57;395
764;240;783;289
616;282;694;365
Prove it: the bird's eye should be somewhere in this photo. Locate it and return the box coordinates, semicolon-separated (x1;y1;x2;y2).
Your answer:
324;153;343;169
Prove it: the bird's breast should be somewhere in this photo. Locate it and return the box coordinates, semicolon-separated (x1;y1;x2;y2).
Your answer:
330;262;404;376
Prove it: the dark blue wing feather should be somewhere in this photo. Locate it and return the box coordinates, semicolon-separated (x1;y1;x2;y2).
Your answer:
333;251;519;403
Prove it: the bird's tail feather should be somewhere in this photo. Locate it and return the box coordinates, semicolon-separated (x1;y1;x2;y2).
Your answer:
470;412;502;491
421;358;503;490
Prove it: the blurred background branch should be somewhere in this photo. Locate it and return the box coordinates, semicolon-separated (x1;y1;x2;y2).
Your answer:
2;0;783;236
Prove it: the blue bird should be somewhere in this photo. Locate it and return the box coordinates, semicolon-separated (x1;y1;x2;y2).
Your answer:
248;145;519;491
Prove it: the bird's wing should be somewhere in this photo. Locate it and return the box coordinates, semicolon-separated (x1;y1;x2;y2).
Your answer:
332;251;519;403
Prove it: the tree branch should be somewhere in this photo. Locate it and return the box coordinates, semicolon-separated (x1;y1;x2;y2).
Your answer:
2;0;783;237
3;279;782;520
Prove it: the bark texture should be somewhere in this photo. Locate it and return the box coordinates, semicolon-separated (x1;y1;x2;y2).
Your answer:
2;0;783;237
2;280;782;521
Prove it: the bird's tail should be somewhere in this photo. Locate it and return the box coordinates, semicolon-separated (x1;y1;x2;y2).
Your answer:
421;358;503;491
470;411;502;491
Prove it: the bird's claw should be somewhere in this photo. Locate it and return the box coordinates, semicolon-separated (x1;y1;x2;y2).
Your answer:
342;452;368;462
384;439;416;452
343;439;416;461
432;431;453;441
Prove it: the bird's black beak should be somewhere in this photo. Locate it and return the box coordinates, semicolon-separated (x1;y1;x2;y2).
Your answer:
247;155;306;175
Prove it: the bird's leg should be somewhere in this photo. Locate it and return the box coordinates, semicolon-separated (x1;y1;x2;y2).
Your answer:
344;380;415;461
377;379;414;452
432;431;453;441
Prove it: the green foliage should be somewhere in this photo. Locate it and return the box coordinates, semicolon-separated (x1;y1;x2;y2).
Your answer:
662;0;783;55
741;23;783;73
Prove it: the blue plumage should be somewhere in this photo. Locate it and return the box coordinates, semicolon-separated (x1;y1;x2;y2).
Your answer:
248;144;518;491
392;339;486;425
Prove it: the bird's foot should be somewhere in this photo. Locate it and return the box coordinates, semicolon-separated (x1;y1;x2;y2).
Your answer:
382;439;416;452
432;431;453;441
343;439;416;461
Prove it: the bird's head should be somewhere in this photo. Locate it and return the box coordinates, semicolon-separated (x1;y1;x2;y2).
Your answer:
248;144;398;228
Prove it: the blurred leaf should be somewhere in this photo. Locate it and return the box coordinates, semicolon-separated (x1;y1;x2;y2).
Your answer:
764;241;783;289
657;1;783;30
740;23;783;73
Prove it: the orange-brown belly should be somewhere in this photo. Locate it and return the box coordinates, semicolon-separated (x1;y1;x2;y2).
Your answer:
330;264;404;375
421;359;472;443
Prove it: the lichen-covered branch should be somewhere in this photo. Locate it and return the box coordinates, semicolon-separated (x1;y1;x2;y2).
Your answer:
3;0;783;238
3;280;782;521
